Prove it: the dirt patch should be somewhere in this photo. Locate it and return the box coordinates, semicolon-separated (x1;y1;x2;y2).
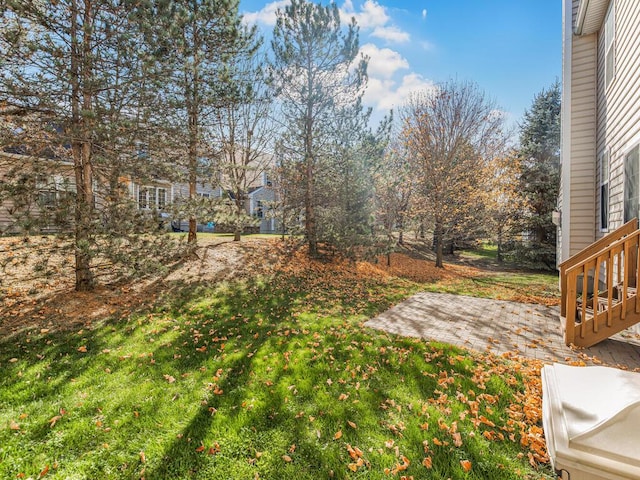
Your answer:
0;237;284;337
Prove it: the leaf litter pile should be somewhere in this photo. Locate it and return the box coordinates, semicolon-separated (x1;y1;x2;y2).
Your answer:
0;238;555;479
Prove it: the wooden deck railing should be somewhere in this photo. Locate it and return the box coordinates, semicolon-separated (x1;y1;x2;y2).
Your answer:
564;228;640;347
559;219;638;317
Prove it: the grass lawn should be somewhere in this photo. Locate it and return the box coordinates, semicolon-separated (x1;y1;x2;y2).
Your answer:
0;246;555;479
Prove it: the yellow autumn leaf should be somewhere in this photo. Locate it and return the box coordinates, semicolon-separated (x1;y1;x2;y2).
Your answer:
333;430;343;440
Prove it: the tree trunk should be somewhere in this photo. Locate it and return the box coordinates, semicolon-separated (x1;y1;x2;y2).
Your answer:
186;18;200;245
304;122;316;255
434;222;444;268
187;111;198;243
70;0;94;291
234;202;243;241
497;228;503;262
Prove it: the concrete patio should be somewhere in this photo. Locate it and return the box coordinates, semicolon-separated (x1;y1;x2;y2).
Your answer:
365;291;640;370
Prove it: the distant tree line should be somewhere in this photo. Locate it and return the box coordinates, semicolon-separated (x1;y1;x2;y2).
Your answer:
0;0;560;292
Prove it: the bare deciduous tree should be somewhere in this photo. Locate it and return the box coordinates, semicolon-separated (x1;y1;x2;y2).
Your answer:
209;52;276;241
401;79;506;268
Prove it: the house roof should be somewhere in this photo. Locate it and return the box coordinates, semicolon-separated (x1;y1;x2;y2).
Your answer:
575;0;611;35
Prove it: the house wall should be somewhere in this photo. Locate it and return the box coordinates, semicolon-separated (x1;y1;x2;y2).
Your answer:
248;187;279;234
0;153;76;234
171;182;222;201
560;0;598;264
597;0;640;236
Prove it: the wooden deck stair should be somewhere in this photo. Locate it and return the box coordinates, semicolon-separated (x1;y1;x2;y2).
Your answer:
559;219;640;347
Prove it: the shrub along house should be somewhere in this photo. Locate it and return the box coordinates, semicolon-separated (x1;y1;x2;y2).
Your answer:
558;0;640;346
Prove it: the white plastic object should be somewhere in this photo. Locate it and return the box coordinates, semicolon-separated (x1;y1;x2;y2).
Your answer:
542;363;640;480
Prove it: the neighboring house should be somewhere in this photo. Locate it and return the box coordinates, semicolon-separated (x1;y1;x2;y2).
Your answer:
559;0;640;263
248;185;279;234
0;151;77;234
1;146;279;235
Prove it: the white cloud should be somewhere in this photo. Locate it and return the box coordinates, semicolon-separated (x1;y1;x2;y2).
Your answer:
364;73;436;111
242;0;289;27
340;0;389;29
340;0;409;44
372;25;410;43
422;8;427;19
360;43;409;79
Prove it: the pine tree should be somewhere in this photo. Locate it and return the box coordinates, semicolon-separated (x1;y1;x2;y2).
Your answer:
0;0;182;291
147;0;256;243
516;81;561;268
269;0;369;256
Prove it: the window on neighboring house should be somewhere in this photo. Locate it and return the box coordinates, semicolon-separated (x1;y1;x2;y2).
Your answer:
197;192;210;198
158;188;167;209
624;146;640;223
148;187;157;207
38;190;57;209
36;174;50;189
604;1;615;88
256;200;264;218
139;186;168;210
600;150;609;231
138;187;149;210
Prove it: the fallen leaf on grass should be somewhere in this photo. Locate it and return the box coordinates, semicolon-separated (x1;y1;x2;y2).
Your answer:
347;420;357;429
163;374;176;383
333;430;343;440
460;460;472;472
49;415;62;428
282;454;292;462
77;346;87;353
422;457;432;469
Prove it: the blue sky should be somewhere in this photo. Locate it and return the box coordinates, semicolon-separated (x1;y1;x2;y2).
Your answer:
239;0;561;135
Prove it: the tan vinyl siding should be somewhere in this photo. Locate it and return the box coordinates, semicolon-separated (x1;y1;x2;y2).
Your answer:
597;0;640;237
568;30;598;255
